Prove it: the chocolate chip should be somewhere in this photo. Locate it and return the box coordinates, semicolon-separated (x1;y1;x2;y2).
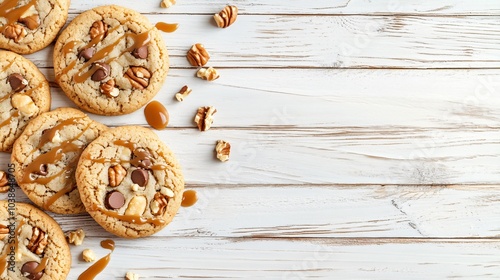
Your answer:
131;148;153;169
8;73;28;92
91;62;111;82
132;45;148;59
131;168;149;187
105;191;125;210
78;48;95;61
35;164;48;176
21;261;43;280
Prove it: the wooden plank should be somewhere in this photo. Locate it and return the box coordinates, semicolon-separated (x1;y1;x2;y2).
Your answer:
68;0;500;16
3;185;500;238
2;127;500;185
25;15;500;69
36;68;500;129
64;237;500;279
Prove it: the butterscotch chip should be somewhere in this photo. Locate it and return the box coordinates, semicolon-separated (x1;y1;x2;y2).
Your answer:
214;6;238;28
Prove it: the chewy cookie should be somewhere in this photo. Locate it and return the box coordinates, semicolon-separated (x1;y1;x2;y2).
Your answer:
0;0;70;54
53;5;169;116
0;50;50;152
0;201;71;279
11;108;107;214
76;126;184;238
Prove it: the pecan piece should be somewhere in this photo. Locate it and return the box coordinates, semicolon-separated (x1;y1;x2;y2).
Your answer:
187;43;210;67
150;192;168;215
197;67;220;81
214;6;238;28
108;165;127;187
160;0;176;8
89;20;108;40
0;224;9;239
82;249;96;262
3;23;27;43
27;227;48;255
194;106;217;131
19;15;40;30
0;171;8;193
100;79;119;98
175;85;192;102
66;228;85;246
124;66;151;90
215;140;231;162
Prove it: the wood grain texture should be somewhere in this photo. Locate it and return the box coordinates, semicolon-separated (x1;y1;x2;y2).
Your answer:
69;0;500;15
24;15;500;69
64;237;500;279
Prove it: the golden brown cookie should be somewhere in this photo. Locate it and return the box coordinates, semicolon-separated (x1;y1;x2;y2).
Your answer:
0;50;50;152
0;0;71;54
0;201;71;279
76;126;184;238
11;108;107;214
53;5;169;116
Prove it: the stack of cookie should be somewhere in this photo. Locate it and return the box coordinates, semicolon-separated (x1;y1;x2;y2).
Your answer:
0;3;185;279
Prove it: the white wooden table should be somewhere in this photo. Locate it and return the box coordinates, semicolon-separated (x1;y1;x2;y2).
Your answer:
2;0;500;278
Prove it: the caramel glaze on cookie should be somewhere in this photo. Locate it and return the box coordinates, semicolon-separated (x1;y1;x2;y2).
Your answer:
0;0;71;54
53;5;169;116
76;126;184;238
0;202;71;279
11;108;107;214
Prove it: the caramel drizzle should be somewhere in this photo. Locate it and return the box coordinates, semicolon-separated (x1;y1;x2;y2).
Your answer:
0;0;37;32
91;205;166;226
0;83;43;104
59;27;151;84
33;257;48;273
0;111;19;129
62;41;79;56
36;117;85;151
155;22;178;33
77;240;115;280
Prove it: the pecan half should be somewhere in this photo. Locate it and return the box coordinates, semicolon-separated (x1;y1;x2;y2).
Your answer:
0;171;8;193
214;6;238;28
3;23;27;43
27;227;48;255
215;140;231;162
89;20;108;40
150;192;168;215
100;79;119;98
196;67;220;81
186;43;210;67
108;165;127;187
124;66;151;90
194;106;217;132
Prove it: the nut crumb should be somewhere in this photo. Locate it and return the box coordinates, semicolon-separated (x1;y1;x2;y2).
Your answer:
175;85;192;102
66;228;85;246
82;249;96;262
160;0;176;8
197;67;220;81
215;140;231;162
214;6;238;28
126;271;140;280
194;106;217;131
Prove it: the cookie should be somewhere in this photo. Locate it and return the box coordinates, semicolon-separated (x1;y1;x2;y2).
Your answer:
0;50;50;153
53;5;169;116
76;126;184;238
0;201;71;279
0;0;70;54
11;108;108;214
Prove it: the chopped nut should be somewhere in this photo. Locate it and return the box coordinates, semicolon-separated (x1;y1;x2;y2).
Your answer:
100;79;119;98
126;271;140;280
82;249;96;262
197;67;220;81
215;140;231;162
19;14;40;30
194;106;217;131
108;165;127;187
214;6;238;28
131;184;140;192
3;23;27;43
160;186;174;198
124;66;151;90
160;0;176;8
150;192;168;216
89;20;108;40
174;85;192;102
27;227;48;255
125;196;147;216
187;43;210;67
0;224;9;239
0;171;8;193
11;94;38;117
66;228;85;246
